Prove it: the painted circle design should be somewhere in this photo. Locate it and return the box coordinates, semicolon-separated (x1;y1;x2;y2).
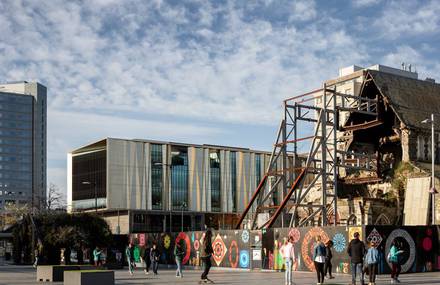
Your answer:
164;235;171;249
423;237;432;251
288;228;301;243
301;228;329;272
239;250;249;268
194;239;200;251
332;233;347;253
385;229;416;273
229;240;239;268
212;234;227;266
175;232;191;265
242;230;250;243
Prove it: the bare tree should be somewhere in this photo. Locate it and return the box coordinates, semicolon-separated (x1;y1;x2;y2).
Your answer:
46;183;66;211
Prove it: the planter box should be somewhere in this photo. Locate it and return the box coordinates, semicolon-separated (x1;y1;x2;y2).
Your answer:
64;270;114;285
37;265;80;282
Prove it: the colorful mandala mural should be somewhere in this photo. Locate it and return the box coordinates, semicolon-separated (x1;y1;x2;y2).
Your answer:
242;230;250;243
288;228;301;243
239;250;249;268
163;235;171;249
229;240;239;268
301;227;330;272
175;232;191;265
332;233;346;253
212;234;227;266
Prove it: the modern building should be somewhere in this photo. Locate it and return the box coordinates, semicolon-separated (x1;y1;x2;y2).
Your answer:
67;138;273;234
0;81;47;212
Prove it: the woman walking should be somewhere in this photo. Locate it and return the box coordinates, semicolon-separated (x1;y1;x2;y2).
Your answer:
125;243;134;275
313;236;326;285
389;239;403;284
141;245;151;275
150;243;160;276
366;241;379;285
281;236;295;285
324;240;334;280
174;239;185;278
200;229;214;283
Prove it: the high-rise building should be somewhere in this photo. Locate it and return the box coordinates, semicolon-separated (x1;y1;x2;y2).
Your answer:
0;81;47;211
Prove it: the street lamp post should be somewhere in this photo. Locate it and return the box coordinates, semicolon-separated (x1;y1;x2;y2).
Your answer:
422;114;437;225
81;181;97;213
181;202;187;232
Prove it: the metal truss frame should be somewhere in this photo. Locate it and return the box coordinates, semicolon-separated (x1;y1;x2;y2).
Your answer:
236;82;380;230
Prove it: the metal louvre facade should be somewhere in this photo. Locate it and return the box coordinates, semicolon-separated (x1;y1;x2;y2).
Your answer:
68;138;271;216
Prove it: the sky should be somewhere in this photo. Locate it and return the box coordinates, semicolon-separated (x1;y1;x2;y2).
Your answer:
1;0;440;195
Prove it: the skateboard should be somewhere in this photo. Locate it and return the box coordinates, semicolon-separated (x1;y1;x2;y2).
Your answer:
199;278;214;284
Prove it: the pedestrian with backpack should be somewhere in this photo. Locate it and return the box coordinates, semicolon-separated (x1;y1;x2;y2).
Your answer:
365;241;379;285
313;235;326;285
200;229;214;283
388;239;404;284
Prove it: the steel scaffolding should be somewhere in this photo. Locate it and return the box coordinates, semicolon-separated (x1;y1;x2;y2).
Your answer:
236;82;380;230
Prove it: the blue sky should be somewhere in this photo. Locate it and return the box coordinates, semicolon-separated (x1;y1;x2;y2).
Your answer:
1;0;440;194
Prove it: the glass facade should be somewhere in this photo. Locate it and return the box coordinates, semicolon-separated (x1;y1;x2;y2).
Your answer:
255;154;261;187
0;93;33;209
151;144;163;210
230;152;237;212
72;149;106;209
210;150;221;212
171;147;188;211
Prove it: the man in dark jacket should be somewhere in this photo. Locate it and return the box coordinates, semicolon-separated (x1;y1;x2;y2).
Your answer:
347;232;366;285
200;229;214;283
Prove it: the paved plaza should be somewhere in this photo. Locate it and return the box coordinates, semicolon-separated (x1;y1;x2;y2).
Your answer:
0;265;439;285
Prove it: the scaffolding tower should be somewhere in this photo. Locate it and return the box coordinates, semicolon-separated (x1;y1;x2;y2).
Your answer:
236;81;380;230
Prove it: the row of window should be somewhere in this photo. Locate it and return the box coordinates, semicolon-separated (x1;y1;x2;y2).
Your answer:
0;137;32;146
0;93;33;104
0;110;33;122
0;162;31;172
0;190;28;196
0;145;32;155
0;103;32;113
0;120;32;130
0;155;32;163
0;180;32;188
0;129;32;138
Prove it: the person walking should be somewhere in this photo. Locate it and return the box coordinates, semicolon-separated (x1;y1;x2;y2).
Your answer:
313;235;326;285
365;241;379;285
174;239;185;278
389;239;403;284
126;243;135;275
347;232;366;285
141;245;151;275
93;246;102;267
281;236;296;285
200;229;214;283
150;243;160;276
324;240;334;280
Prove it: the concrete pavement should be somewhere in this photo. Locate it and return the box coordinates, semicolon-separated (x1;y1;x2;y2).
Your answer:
0;265;439;285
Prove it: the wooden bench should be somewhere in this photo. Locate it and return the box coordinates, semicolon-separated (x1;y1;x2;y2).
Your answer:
64;270;114;285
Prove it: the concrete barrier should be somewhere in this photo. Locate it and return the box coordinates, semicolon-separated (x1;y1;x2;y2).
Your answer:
36;265;96;282
64;270;114;285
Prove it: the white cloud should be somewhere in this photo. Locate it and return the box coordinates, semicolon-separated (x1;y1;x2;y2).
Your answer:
353;0;381;8
373;1;440;39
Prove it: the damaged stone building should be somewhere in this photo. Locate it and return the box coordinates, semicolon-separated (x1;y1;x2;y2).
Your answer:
313;65;440;226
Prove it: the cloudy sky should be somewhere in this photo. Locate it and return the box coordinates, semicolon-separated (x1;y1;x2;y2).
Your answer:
1;0;440;194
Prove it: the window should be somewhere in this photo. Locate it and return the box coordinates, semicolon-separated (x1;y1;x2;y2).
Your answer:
255;154;261;189
151;144;163;210
72;149;106;201
230;152;237;212
171;146;188;211
210;150;221;212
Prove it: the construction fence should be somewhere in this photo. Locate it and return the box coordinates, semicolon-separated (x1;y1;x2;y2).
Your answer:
128;225;439;274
